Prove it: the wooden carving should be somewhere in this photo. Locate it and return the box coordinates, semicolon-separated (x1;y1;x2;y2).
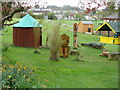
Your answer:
59;34;70;57
73;23;78;49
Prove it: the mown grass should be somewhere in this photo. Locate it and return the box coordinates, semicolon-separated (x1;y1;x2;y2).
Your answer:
54;19;104;31
2;19;118;88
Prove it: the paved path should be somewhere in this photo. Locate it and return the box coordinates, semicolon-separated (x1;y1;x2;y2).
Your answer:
62;24;73;27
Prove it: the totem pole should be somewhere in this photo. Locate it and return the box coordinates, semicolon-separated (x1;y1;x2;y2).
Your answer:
59;34;70;57
73;23;78;49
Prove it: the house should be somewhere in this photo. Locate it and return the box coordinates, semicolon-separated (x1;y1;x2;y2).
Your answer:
13;14;42;47
101;13;120;22
77;21;94;33
96;22;120;44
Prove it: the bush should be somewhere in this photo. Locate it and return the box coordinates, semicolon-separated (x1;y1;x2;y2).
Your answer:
2;63;35;88
39;14;44;19
2;43;10;52
2;56;39;88
48;13;57;20
1;56;49;88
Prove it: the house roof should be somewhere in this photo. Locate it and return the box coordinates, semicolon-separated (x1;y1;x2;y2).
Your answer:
96;22;119;33
101;13;120;20
108;22;119;32
80;21;94;24
13;14;42;27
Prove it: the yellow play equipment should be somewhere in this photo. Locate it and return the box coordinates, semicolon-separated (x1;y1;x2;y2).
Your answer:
96;22;120;45
99;36;120;44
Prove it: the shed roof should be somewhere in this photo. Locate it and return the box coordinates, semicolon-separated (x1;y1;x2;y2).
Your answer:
81;21;94;24
96;22;119;33
13;14;42;27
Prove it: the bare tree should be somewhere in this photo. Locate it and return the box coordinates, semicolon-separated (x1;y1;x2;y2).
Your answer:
1;0;45;28
1;1;30;28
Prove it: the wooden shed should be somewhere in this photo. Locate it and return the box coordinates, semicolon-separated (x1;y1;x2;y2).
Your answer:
96;22;120;45
13;14;42;47
77;21;94;33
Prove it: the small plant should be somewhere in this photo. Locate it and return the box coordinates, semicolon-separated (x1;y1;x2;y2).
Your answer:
72;47;84;62
2;63;36;88
2;56;39;88
1;56;49;88
2;43;10;52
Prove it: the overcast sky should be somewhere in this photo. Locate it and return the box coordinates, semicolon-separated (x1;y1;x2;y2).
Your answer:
25;0;119;9
45;0;80;7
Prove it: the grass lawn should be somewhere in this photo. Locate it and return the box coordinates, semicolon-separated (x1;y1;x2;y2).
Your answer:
54;19;104;31
2;19;118;88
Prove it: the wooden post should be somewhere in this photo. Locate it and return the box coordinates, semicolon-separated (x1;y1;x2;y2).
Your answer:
99;31;102;36
33;27;40;54
108;31;110;37
73;23;78;49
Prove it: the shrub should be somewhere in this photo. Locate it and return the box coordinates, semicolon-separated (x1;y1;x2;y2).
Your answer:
1;56;49;88
2;56;41;88
2;43;10;52
2;62;36;88
48;13;57;20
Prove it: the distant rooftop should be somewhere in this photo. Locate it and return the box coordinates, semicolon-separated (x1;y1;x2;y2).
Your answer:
81;21;94;24
108;22;119;32
101;13;120;20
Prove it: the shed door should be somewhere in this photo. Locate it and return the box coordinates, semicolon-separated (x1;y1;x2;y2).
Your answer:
40;27;42;46
88;28;91;32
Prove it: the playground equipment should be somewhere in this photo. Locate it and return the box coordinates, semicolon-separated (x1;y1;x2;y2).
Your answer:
96;22;120;45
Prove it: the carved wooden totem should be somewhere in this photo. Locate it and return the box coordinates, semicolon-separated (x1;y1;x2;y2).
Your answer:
59;34;70;57
73;23;78;49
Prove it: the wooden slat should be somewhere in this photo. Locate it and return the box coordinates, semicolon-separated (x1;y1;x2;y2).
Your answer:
13;27;41;47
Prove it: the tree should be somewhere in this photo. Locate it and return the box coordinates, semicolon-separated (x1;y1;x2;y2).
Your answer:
48;12;57;20
1;0;45;28
1;1;30;28
48;22;61;61
96;2;118;18
76;0;115;15
75;13;85;20
64;11;71;20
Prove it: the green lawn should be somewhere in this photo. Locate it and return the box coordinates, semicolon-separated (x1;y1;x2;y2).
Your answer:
54;19;104;31
2;19;118;88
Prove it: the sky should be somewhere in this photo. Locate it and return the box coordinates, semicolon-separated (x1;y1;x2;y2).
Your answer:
21;0;119;9
45;0;79;7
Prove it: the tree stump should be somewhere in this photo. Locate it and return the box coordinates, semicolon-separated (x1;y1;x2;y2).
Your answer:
99;48;109;57
108;52;120;60
70;50;79;55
